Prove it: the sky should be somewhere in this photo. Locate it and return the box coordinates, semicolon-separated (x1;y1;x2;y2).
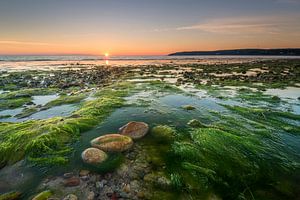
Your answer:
0;0;300;55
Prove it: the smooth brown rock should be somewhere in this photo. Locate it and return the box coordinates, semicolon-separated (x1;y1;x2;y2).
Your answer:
64;177;80;187
91;134;133;152
119;121;149;139
81;148;108;164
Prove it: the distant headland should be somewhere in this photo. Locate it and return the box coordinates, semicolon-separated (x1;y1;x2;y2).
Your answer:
169;48;300;56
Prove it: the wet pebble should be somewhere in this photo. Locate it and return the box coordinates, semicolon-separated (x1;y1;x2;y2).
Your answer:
63;194;78;200
64;177;80;187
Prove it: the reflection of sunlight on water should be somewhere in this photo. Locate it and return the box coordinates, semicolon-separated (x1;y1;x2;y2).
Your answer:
105;59;109;65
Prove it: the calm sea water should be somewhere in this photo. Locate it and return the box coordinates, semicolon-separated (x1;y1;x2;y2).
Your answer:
1;55;300;71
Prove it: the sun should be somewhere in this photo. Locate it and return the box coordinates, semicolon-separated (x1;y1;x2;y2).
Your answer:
104;53;109;57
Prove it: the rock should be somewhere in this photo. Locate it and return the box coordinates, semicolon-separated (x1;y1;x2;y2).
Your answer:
64;177;80;187
137;191;145;198
96;179;107;189
79;169;90;177
272;95;281;101
32;190;52;200
80;176;89;181
119;192;129;198
129;180;140;192
63;194;78;200
81;148;108;164
151;125;175;141
0;191;21;200
63;172;74;179
187;119;207;128
182;105;196;110
122;184;131;193
87;191;95;200
119;121;149;139
91;134;133;152
144;172;171;189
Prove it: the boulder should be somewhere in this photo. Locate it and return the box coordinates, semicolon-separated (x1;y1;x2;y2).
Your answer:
81;148;108;164
91;134;133;152
119;121;149;139
151;125;175;141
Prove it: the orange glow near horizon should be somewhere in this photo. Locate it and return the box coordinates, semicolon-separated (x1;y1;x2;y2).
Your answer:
1;32;300;56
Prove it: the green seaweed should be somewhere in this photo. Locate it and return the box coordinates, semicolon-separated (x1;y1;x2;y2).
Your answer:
31;190;52;200
0;88;57;110
44;94;86;108
167;123;300;199
151;125;176;142
0;82;133;168
0;191;21;200
15;107;38;118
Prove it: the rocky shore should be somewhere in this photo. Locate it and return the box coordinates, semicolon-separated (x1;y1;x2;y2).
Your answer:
1;59;300;200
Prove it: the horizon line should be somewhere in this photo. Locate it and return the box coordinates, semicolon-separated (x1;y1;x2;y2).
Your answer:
1;48;300;57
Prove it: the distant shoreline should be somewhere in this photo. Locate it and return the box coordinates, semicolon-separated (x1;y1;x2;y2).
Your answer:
169;48;300;56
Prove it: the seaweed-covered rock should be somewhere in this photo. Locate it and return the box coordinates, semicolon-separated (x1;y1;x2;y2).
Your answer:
0;191;21;200
81;148;108;164
144;172;171;189
91;134;133;152
119;121;149;139
187;119;207;128
32;190;52;200
182;105;196;110
151;125;175;141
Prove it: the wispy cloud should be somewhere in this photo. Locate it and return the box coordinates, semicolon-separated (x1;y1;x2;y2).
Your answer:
0;40;56;46
152;15;300;35
61;33;98;38
274;0;300;4
175;18;281;34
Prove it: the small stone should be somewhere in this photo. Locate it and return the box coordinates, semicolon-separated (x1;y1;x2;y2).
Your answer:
79;169;90;176
80;176;89;181
95;179;107;189
129;180;140;192
182;105;196;110
137;191;145;198
64;177;80;187
87;191;95;200
119;191;129;198
122;184;131;193
63;194;78;200
95;181;102;189
119;121;149;139
63;172;74;179
81;148;108;164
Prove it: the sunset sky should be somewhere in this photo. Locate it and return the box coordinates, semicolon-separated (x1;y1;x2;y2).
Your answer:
0;0;300;55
